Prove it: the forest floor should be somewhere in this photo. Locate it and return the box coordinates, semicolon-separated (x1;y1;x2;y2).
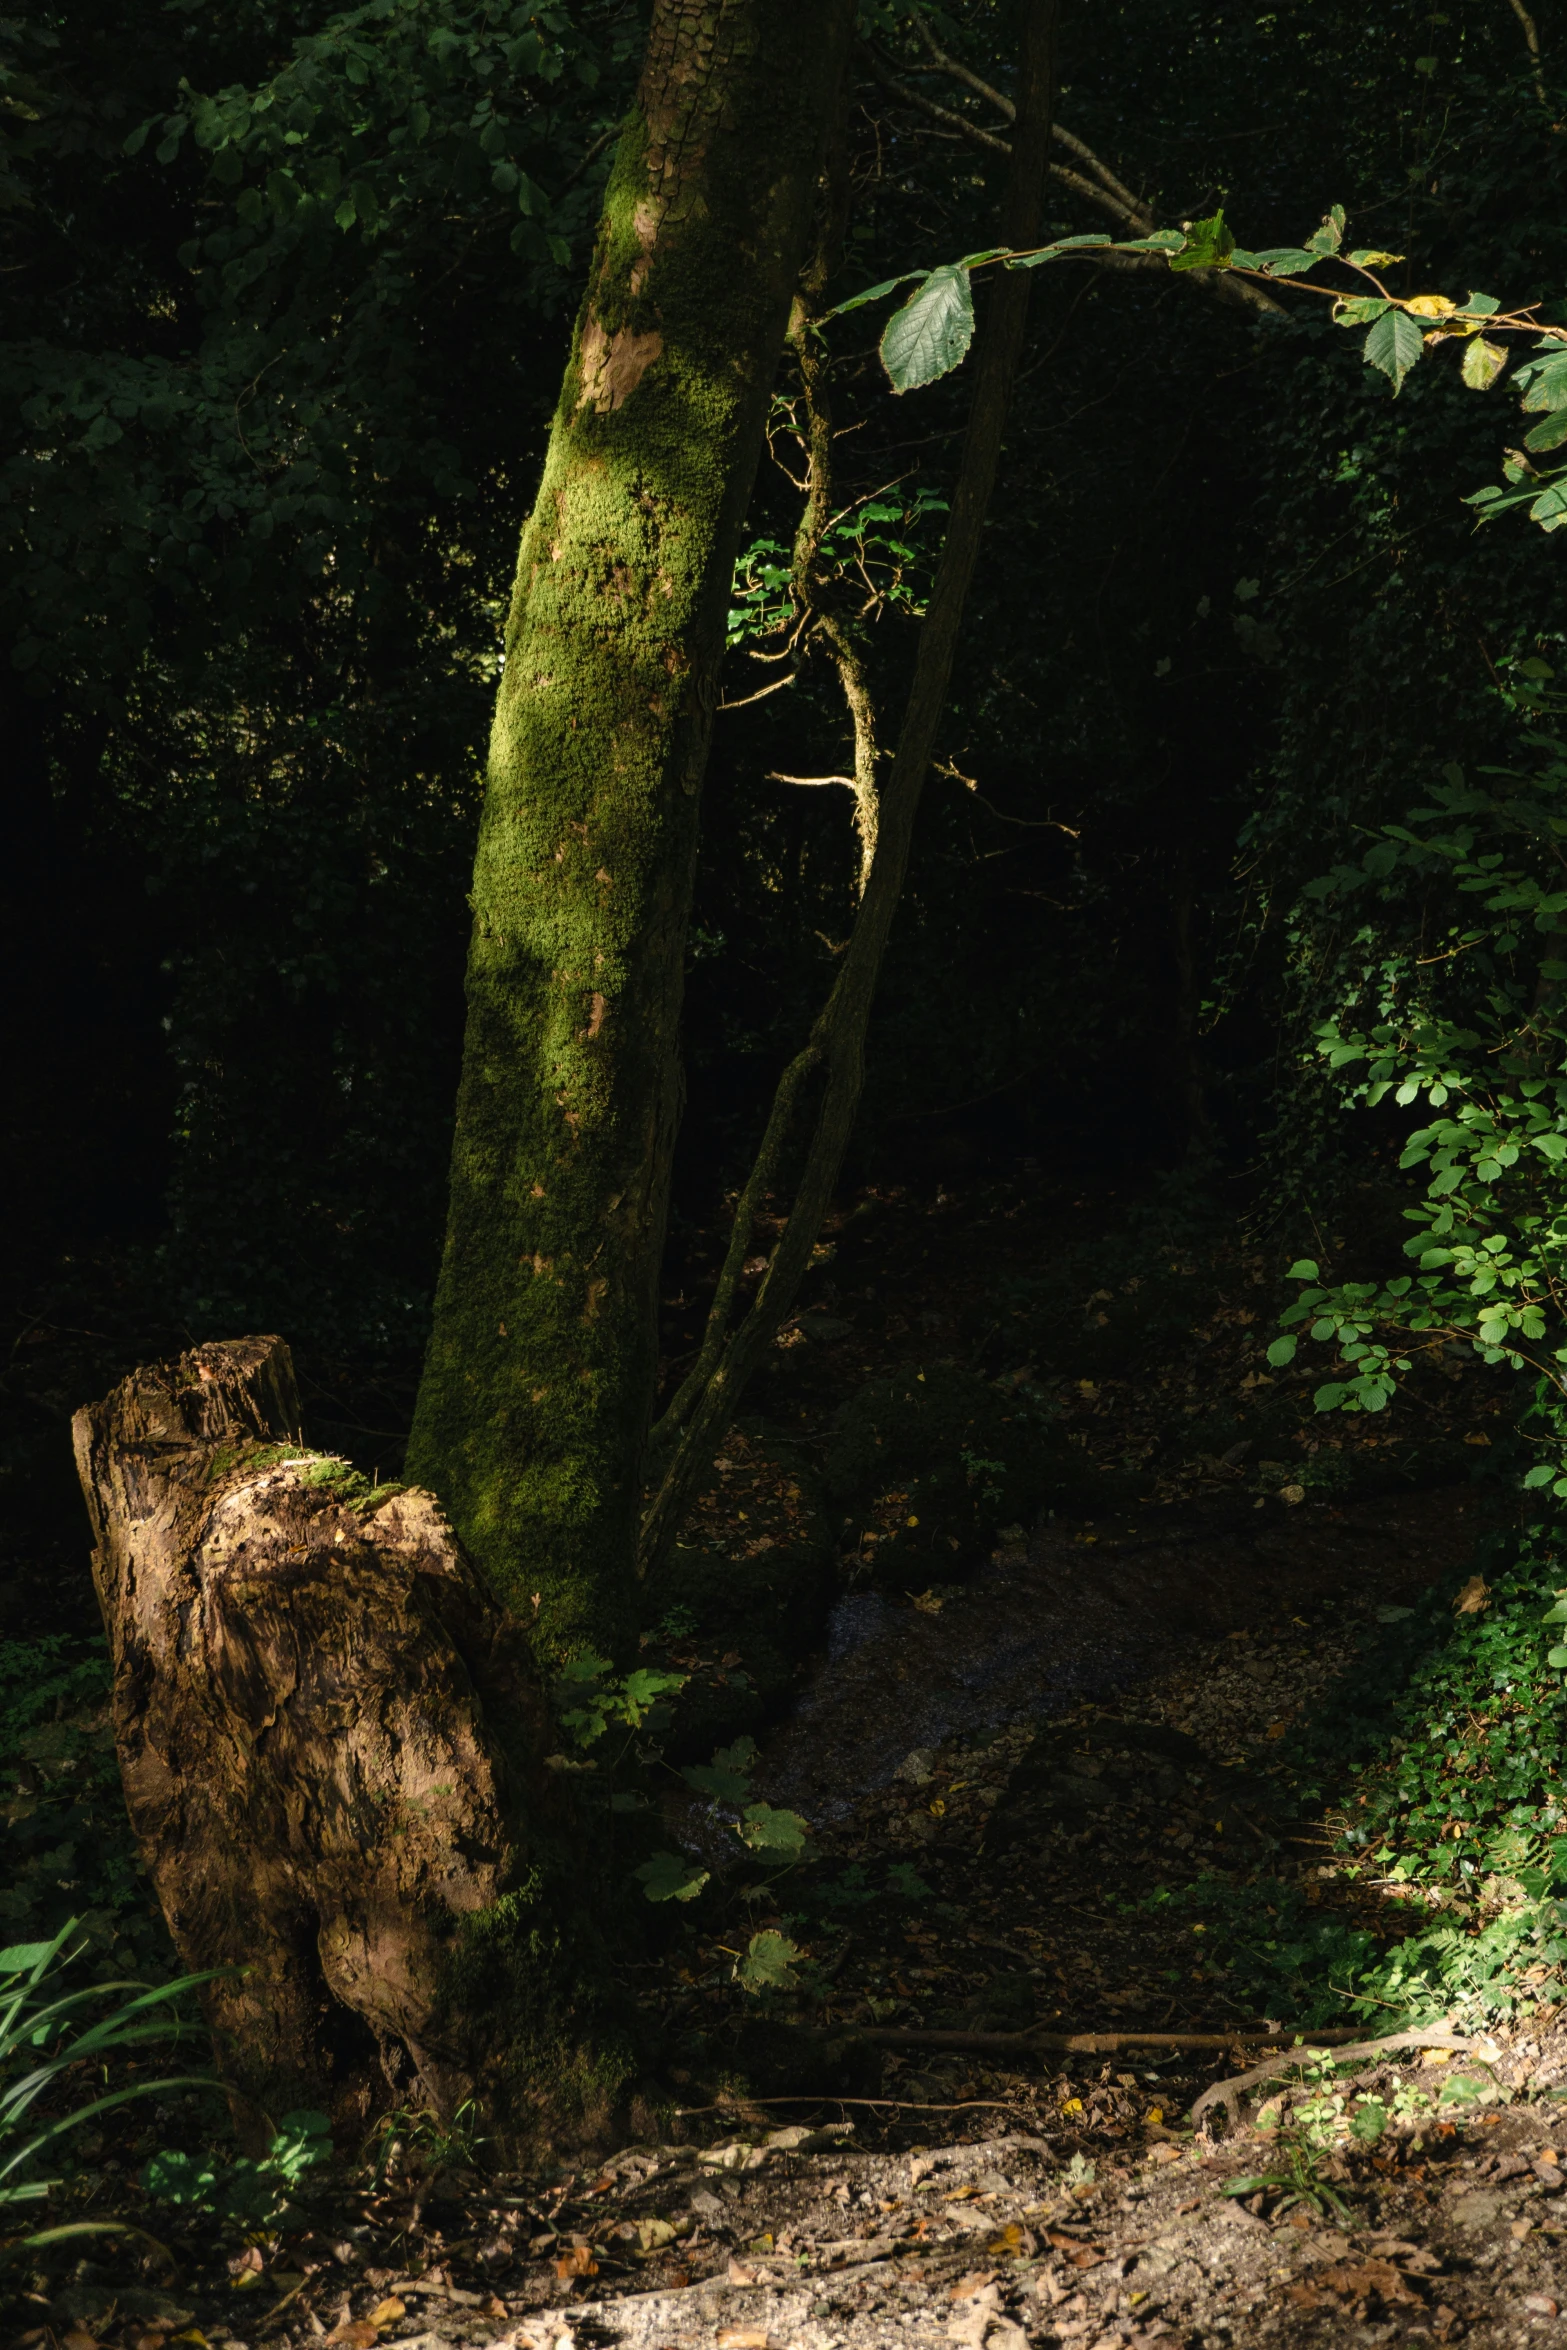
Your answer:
6;1162;1563;2347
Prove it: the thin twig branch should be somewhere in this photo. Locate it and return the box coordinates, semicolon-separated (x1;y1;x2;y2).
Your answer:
1509;0;1549;106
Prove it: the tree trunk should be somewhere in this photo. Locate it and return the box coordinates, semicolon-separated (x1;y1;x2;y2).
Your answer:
72;1336;600;2139
406;0;856;1646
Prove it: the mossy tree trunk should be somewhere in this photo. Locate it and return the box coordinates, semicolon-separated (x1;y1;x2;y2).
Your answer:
406;0;856;1646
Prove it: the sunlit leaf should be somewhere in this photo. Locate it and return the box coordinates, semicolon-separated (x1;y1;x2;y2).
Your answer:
735;1930;802;1992
1169;209;1234;273
880;263;975;393
1363;308;1425;395
1462;337;1508;391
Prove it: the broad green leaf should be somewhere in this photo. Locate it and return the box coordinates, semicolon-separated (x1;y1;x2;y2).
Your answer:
1363;308;1425;394
1314;1382;1349;1411
1462;337;1508;391
1169;209;1234;273
735;1930;801;1993
621;1666;685;1721
635;1852;709;1903
880;263;975;393
1286;1259;1320;1280
1518;353;1567;411
1463;292;1501;315
738;1802;811;1859
1334;296;1391;327
681;1756;753;1802
1549;1646;1567;1669
1229;247;1318;275
823;269;926;321
1266;1336;1297;1367
1525;409;1567;453
1306;203;1346;256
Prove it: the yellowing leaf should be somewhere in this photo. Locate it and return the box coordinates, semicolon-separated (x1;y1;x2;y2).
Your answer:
367;2300;405;2328
1406;293;1457;317
1463;337;1508;391
1060;2096;1084;2117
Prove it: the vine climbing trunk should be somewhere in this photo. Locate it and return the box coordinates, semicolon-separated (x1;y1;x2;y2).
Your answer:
406;0;857;1645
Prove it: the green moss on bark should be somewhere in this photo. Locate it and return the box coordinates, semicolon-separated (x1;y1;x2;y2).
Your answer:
408;0;855;1646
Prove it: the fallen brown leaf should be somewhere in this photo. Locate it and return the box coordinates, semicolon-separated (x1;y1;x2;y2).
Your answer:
552;2245;599;2280
715;2331;772;2350
323;2324;379;2350
366;2299;405;2328
1453;1575;1490;1615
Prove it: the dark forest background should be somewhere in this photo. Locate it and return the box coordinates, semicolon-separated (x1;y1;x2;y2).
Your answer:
6;0;1564;1536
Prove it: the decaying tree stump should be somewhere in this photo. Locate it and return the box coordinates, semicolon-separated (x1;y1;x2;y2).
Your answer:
72;1336;556;2132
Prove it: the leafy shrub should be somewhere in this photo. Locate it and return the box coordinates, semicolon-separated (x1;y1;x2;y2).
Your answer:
1175;1525;1567;2029
0;1637;172;1972
0;1919;224;2248
141;2108;331;2223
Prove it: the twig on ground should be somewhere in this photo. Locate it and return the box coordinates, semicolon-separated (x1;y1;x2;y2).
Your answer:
675;2095;1037;2115
1188;2024;1483;2134
859;2024;1377;2057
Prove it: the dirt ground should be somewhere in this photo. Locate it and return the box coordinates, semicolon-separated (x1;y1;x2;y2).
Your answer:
11;1169;1558;2349
27;1472;1566;2350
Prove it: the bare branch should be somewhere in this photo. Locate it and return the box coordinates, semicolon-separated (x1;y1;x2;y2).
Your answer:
913;15;1015;119
859;47;1283;318
1509;0;1549;106
860;45;1011;152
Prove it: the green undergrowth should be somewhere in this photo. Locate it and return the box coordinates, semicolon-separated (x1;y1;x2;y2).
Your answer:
1166;1520;1567;2031
0;1636;172;1975
823;1362;1117;1587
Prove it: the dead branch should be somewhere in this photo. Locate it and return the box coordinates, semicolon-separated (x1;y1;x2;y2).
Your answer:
858;44;1283;319
1188;2024;1486;2134
858;2023;1380;2058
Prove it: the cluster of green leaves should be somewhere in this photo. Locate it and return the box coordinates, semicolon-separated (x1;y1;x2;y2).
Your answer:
727;483;949;648
842;192;1567;552
1269;673;1567;1495
552;1664;811;1924
633;1735;810;1911
124;0;590;265
1174;1533;1567;2031
0;1919;224;2248
141;2107;331;2224
0;1637;170;1972
556;1652;687;1751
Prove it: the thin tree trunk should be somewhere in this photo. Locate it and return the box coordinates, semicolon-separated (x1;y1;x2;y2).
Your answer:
640;1;1059;1572
407;0;856;1645
72;1337;593;2137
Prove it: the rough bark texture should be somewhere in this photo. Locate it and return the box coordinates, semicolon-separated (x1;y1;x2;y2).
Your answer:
72;1336;600;2137
407;0;857;1645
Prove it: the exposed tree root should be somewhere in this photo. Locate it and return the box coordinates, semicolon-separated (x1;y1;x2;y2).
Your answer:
1188;2023;1484;2134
